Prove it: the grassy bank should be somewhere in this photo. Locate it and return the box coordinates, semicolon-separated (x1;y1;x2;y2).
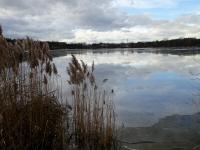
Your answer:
0;26;118;150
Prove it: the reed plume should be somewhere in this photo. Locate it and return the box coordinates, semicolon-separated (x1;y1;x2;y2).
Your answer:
67;55;118;150
0;25;2;36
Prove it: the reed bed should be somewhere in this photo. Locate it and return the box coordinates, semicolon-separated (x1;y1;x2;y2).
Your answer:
0;26;118;150
0;26;67;150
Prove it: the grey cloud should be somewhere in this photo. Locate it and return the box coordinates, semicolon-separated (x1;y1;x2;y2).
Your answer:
0;0;200;42
176;14;200;25
0;0;128;40
126;14;153;26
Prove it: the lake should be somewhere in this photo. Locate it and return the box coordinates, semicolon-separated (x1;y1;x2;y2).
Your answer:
52;48;200;128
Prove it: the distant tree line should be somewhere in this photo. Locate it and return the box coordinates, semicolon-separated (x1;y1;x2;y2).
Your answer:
6;38;200;50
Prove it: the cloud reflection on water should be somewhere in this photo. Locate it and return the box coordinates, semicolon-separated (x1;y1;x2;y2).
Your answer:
53;51;200;127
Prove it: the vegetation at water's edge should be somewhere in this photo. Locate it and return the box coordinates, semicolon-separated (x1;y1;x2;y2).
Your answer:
6;37;200;50
0;26;119;150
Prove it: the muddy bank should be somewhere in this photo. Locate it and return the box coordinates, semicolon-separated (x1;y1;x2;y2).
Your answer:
120;113;200;150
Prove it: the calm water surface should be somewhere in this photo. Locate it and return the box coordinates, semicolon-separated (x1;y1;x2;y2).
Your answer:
53;49;200;127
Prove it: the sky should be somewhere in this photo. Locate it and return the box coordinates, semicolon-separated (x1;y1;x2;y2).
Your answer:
0;0;200;43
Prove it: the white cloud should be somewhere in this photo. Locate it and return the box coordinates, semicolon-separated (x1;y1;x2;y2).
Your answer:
65;14;200;43
113;0;178;8
66;26;155;43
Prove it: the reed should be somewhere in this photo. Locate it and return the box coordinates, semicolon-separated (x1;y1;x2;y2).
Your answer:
0;27;67;150
0;26;118;150
67;55;118;150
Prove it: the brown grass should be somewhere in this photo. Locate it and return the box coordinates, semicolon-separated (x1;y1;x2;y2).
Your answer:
0;26;118;150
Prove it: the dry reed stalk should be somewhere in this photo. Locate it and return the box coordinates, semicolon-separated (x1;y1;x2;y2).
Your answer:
67;55;119;150
0;25;68;150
